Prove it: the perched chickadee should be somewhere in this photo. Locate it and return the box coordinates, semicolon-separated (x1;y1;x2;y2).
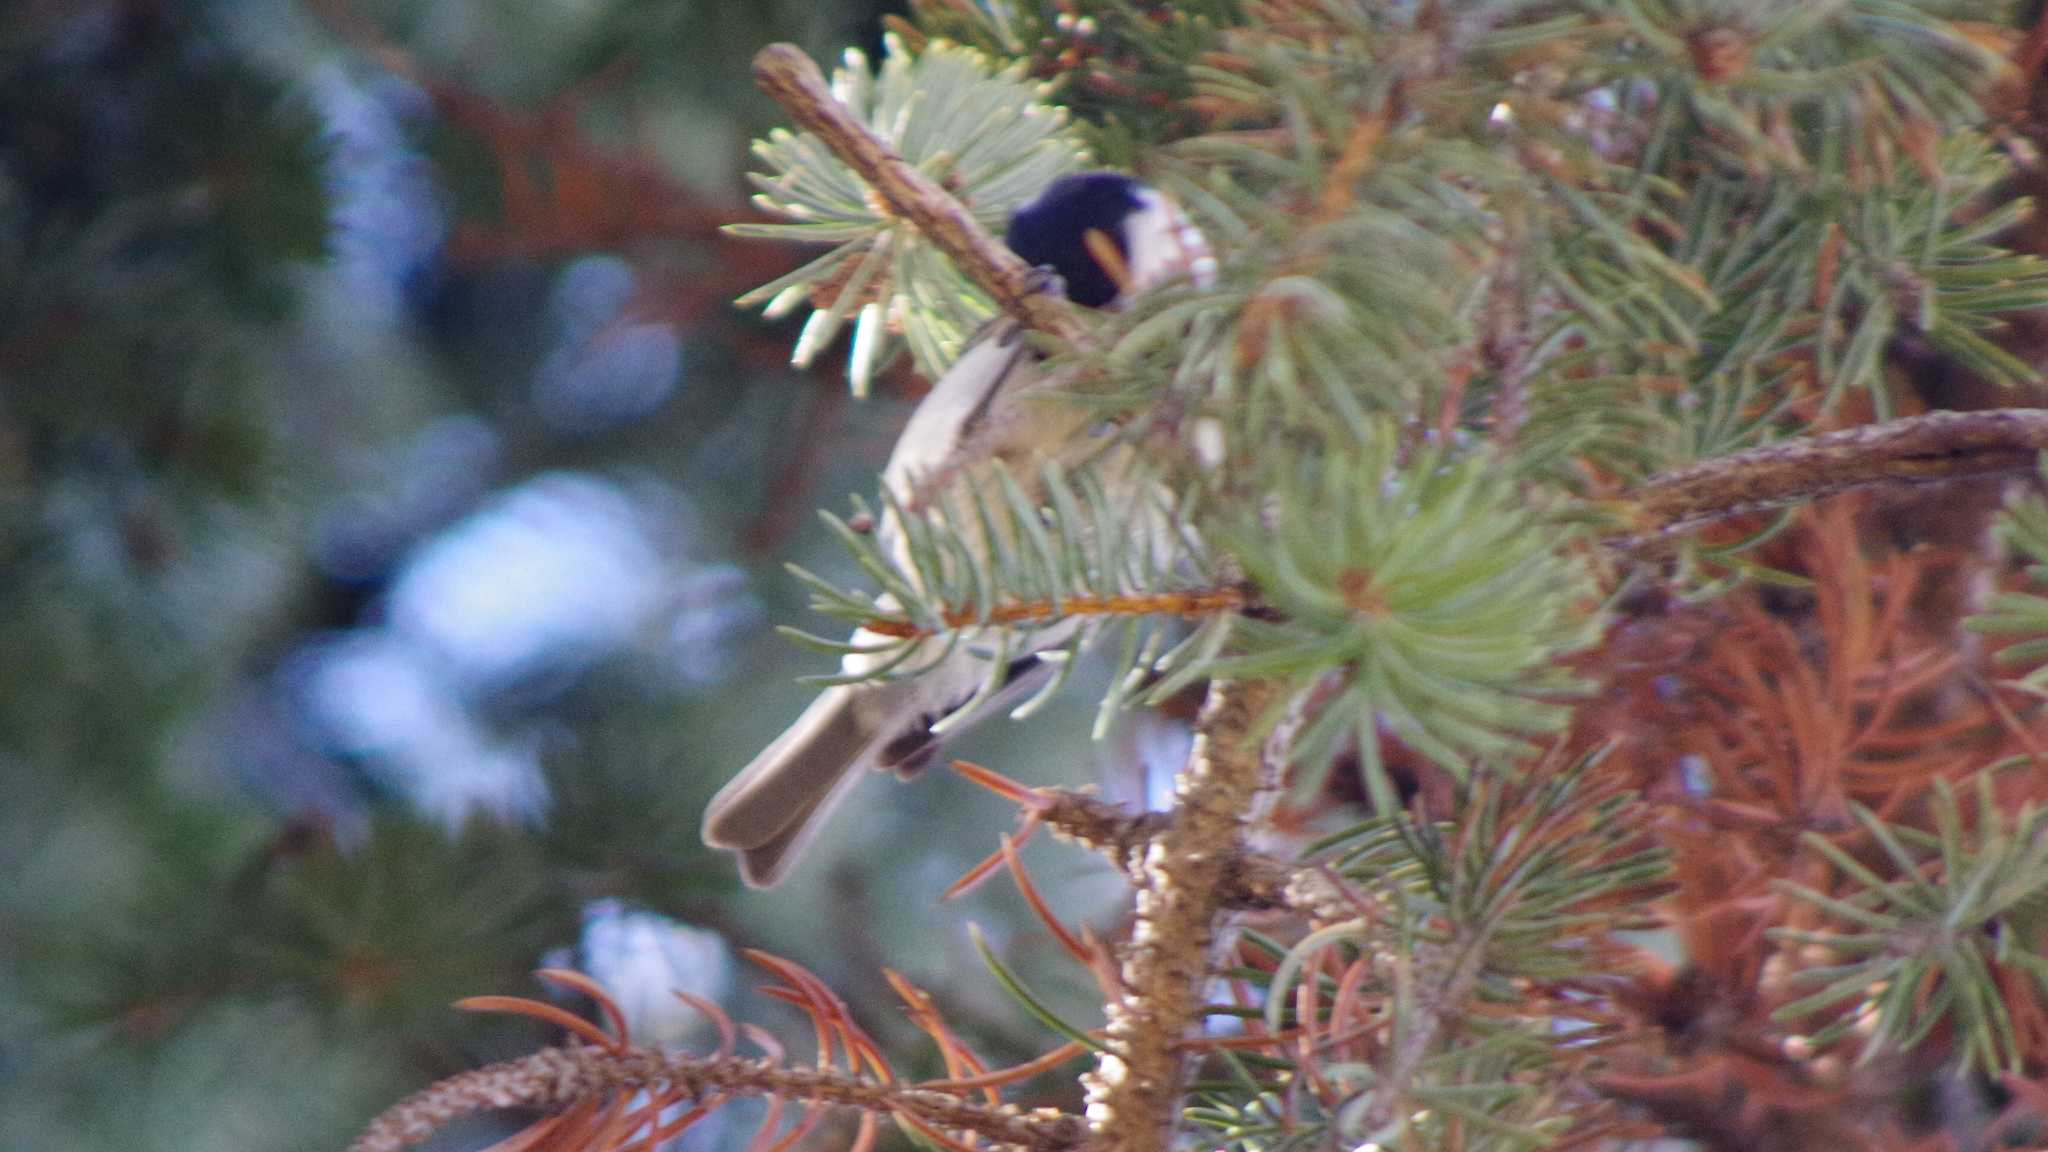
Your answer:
702;172;1214;887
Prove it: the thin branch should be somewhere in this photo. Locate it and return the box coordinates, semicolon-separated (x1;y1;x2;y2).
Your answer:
1083;679;1287;1152
862;588;1253;639
1036;789;1168;873
1623;408;2048;539
345;1042;1091;1152
1480;218;1533;451
751;44;1087;345
1036;787;1320;913
1363;930;1490;1133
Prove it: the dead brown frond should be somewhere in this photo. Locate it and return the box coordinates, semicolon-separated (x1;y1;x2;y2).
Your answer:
920;1041;1093;1093
997;833;1094;967
347;971;1091;1152
884;969;993;1102
1567;499;2048;1144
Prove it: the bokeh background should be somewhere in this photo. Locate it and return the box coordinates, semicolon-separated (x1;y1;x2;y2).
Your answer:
0;3;1178;1148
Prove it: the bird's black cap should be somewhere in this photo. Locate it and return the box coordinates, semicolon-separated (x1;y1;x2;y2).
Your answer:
1003;172;1145;309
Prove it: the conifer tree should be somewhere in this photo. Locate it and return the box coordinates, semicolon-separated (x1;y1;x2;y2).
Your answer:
23;2;2048;1151
325;0;2048;1148
350;3;2048;1149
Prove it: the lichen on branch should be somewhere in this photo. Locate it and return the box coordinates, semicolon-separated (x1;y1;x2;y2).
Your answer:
1083;678;1286;1152
1622;408;2048;539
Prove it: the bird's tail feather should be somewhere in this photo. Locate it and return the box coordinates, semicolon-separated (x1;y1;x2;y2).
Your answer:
701;684;890;887
732;767;865;887
701;657;1056;887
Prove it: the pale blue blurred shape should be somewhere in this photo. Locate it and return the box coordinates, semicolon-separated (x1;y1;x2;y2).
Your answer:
549;255;640;340
284;628;548;829
1135;713;1194;814
387;472;669;692
1679;753;1712;797
288;472;760;824
574;900;739;1152
534;256;683;433
203;686;371;841
664;563;760;687
577;899;732;1049
313;414;503;582
289;630;447;756
534;321;683;433
310;64;445;322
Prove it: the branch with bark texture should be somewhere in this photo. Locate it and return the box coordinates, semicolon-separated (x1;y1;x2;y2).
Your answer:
1036;785;1348;915
750;43;1088;345
346;1042;1091;1152
1623;408;2048;538
1082;679;1286;1152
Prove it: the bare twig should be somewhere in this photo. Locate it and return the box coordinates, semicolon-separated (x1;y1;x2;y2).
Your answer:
1036;788;1312;911
750;43;1088;345
1083;679;1286;1152
1036;788;1170;872
1623;408;2048;539
861;588;1254;640
346;1042;1091;1152
1363;932;1489;1132
1481;221;1532;451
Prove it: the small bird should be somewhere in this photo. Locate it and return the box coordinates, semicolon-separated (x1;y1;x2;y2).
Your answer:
702;172;1214;887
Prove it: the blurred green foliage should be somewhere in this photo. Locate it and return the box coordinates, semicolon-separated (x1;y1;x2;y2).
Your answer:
0;3;1136;1150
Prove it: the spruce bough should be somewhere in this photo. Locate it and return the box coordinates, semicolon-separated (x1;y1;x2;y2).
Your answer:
354;5;2048;1150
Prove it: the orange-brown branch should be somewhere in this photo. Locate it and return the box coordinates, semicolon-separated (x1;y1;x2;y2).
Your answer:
861;588;1250;639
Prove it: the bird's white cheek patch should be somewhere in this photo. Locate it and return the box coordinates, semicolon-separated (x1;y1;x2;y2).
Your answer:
1128;189;1217;294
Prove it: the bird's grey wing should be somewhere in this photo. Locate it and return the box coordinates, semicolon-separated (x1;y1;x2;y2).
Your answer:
874;651;1061;778
881;321;1030;513
703;324;1052;888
